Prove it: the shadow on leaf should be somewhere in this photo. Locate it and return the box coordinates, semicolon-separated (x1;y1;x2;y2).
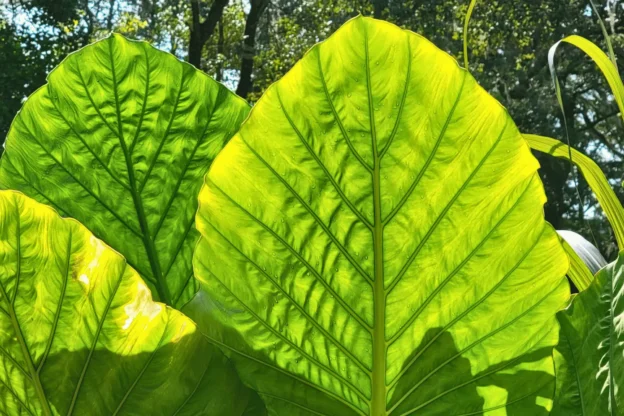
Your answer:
389;328;555;415
36;336;261;416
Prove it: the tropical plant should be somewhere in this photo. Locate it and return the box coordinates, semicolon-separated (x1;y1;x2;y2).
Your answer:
525;14;624;413
0;10;622;416
0;190;259;415
0;33;250;309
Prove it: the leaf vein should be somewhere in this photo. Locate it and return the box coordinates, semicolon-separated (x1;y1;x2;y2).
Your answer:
206;336;368;416
386;119;508;294
128;45;151;156
379;33;412;160
389;269;560;413
238;133;373;286
382;72;468;226
388;225;546;389
138;67;186;193
66;262;126;415
274;87;373;230
387;179;532;345
316;48;373;173
204;220;372;375
205;266;369;401
208;179;373;331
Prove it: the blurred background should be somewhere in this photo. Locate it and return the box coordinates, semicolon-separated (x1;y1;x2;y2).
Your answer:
1;0;622;259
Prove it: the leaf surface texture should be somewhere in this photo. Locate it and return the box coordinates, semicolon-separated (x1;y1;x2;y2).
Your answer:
552;252;624;415
0;34;250;308
188;17;570;415
0;190;254;415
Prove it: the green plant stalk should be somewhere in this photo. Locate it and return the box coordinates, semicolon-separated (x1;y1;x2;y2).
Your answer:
588;0;617;68
366;27;387;414
463;0;479;69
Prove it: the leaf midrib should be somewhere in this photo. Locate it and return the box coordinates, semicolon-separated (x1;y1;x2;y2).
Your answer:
106;39;171;305
364;26;387;416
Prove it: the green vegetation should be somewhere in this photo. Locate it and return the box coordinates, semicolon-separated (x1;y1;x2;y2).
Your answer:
2;0;623;256
0;2;623;415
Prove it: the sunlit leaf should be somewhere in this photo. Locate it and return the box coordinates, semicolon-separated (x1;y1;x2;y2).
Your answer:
0;190;256;415
186;16;569;415
0;33;250;308
525;134;624;250
549;35;624;119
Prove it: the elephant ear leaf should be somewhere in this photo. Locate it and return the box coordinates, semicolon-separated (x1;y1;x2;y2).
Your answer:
552;252;624;416
187;16;569;415
0;33;250;308
0;190;257;416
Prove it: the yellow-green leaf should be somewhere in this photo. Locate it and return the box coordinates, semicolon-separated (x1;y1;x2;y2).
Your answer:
187;17;570;415
548;35;624;121
0;34;250;308
525;134;624;250
0;190;255;415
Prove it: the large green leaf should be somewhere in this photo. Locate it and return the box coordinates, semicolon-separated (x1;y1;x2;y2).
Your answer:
0;33;250;308
0;190;257;415
552;252;624;415
186;16;570;415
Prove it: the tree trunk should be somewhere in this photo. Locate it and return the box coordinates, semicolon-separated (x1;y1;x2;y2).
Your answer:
235;0;268;99
188;0;229;69
216;18;224;82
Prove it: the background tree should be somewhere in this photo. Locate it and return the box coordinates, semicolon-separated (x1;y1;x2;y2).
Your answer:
1;0;622;258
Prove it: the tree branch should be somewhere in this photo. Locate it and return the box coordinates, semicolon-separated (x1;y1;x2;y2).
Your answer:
580;111;624;158
578;109;620;132
188;0;229;68
216;17;224;82
235;0;268;98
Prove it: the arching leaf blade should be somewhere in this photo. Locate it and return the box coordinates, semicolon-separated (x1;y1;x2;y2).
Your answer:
0;33;250;308
548;35;624;120
0;190;257;415
188;16;569;415
525;134;624;250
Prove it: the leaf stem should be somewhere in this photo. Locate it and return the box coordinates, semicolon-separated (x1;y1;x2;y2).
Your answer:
364;25;387;415
107;38;171;305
